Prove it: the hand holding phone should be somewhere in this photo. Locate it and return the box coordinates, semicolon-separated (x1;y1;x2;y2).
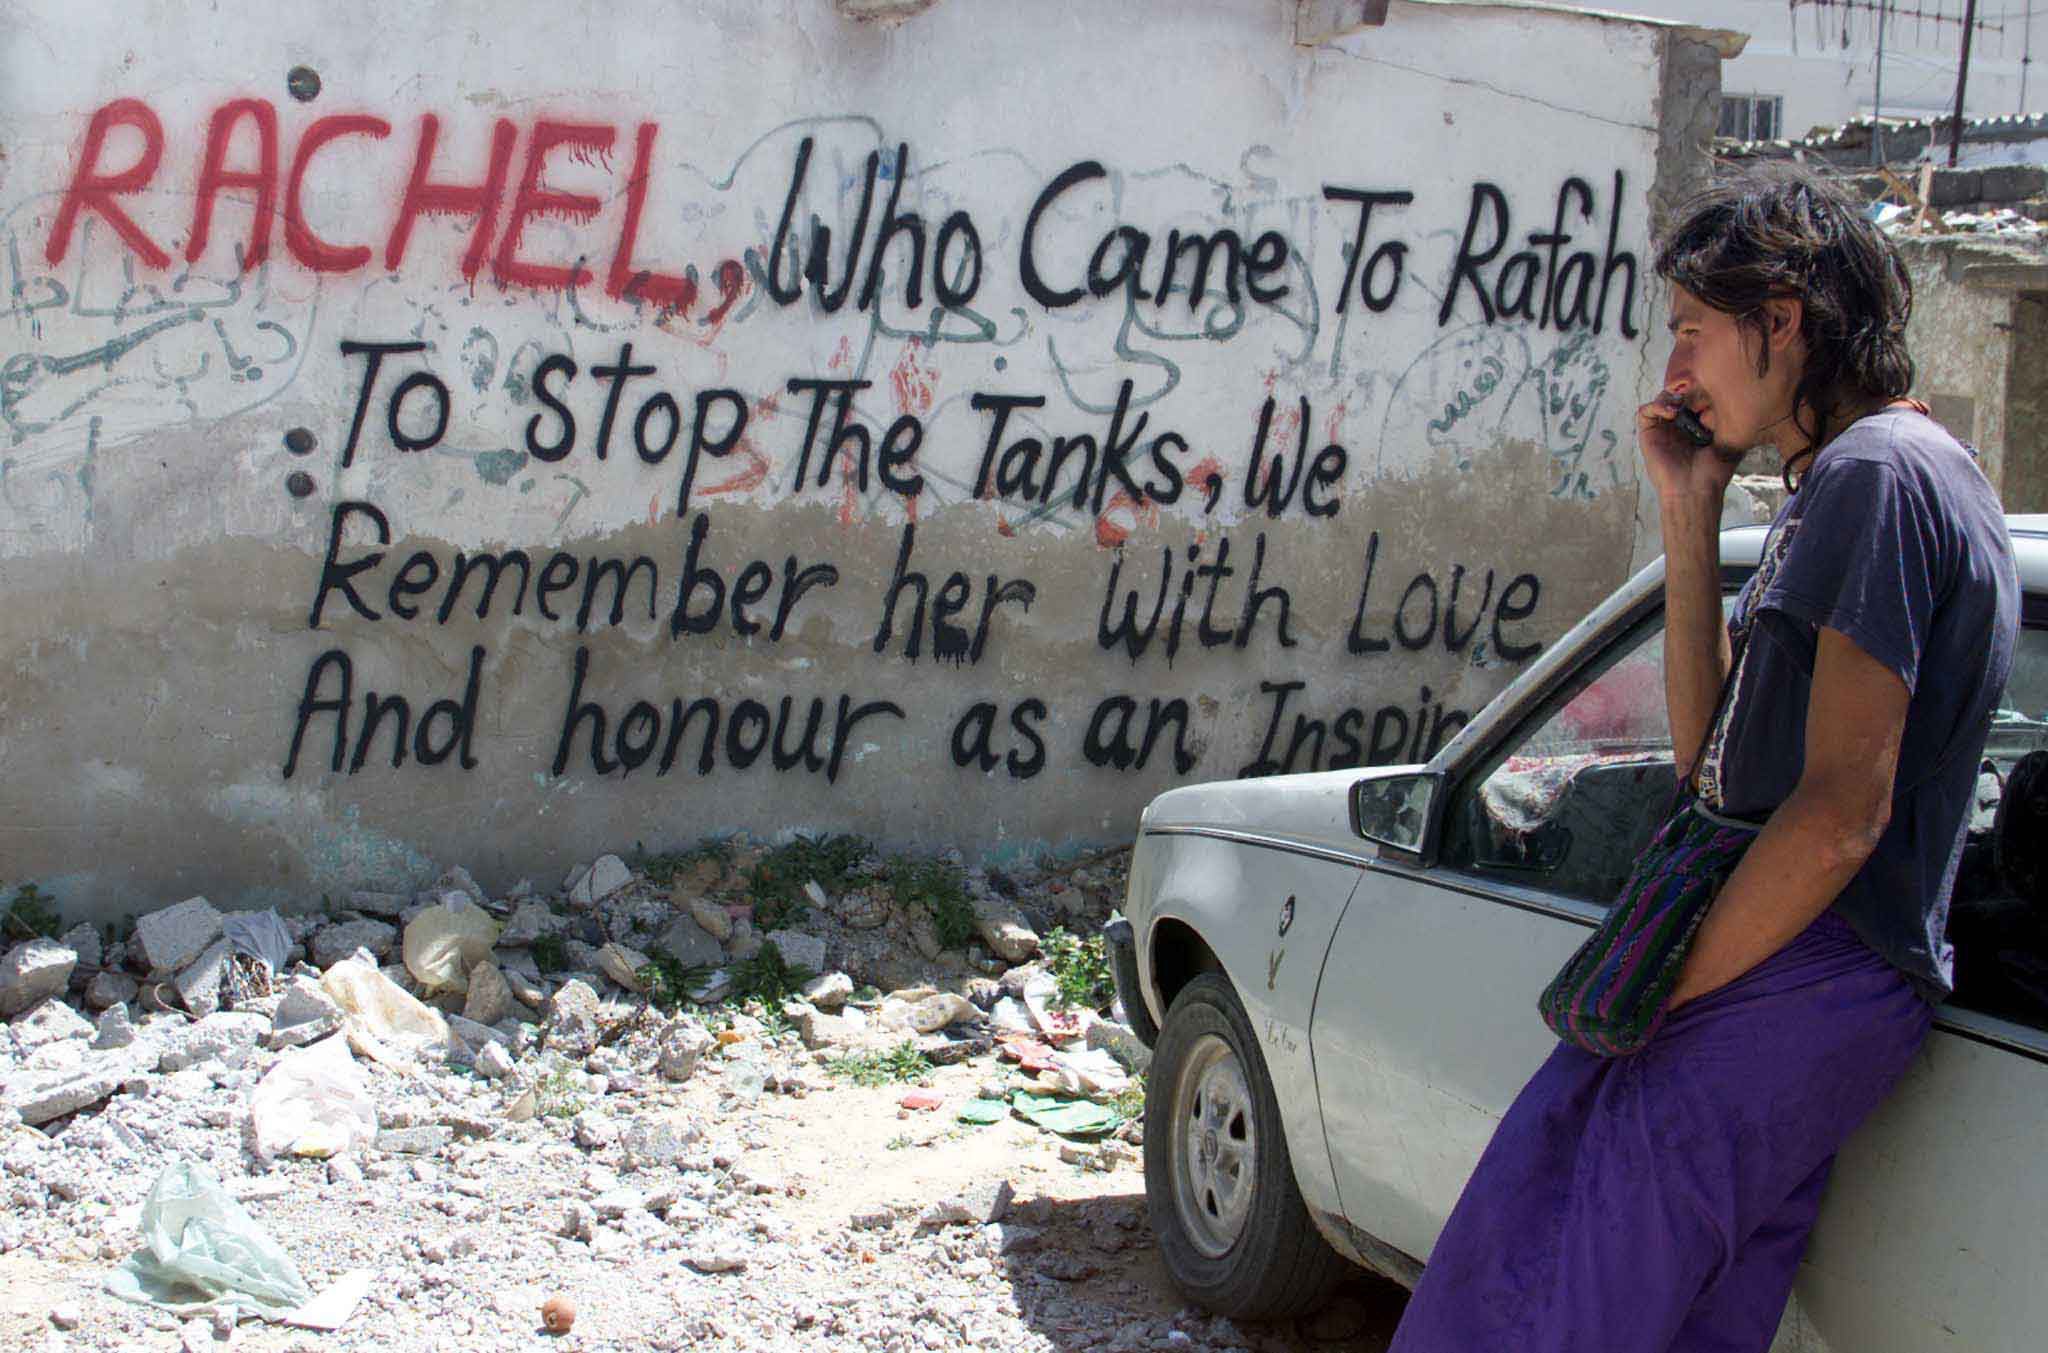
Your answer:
1671;407;1712;448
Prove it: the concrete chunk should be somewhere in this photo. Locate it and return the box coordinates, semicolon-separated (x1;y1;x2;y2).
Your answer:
132;898;225;975
655;917;724;969
596;943;651;994
463;962;512;1026
9;1066;124;1126
0;940;78;1017
12;998;94;1048
172;939;233;1017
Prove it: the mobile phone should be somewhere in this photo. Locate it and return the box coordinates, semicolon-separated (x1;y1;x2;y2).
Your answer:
1672;408;1712;447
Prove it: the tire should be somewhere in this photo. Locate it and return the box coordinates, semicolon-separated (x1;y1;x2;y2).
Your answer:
1143;973;1350;1321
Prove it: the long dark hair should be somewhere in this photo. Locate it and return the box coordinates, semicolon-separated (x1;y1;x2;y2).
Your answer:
1654;165;1914;488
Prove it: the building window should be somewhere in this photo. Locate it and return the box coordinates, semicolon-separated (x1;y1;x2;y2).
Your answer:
1718;93;1783;141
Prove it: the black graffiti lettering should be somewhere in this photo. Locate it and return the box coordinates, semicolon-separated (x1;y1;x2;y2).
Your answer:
773;555;841;642
932;210;982;308
635;392;680;464
1234;533;1296;652
1440;182;1509;326
731;561;774;637
1099;546;1171;662
1491;573;1543;661
284;644;484;779
525;353;577;461
535;553;580;623
387;371;450;452
438;550;531;624
1082;695;1199;773
1301;444;1345;518
615;701;662;774
1244;398;1341;519
1020;160;1103;309
770;695;829;773
1007;699;1048;779
1243;230;1289;304
1442;565;1494;652
339;339;428;468
877;414;924;500
309;500;392;628
1367;704;1410;765
1144;431;1188;505
858;145;924;312
1440;175;1638;335
670;512;722;636
590;342;656;460
1088;228;1151;302
786;377;872;496
1155;229;1240;309
1393;573;1438;651
577;555;659;633
953;702;1002;772
969;392;1047;499
1322;187;1414;315
660;697;722;776
1239;679;1304;778
870;524;1031;664
553;646;618;775
387;550;440;621
414;645;485;769
765;136;815;306
283;649;353;776
1346;531;1390;656
675;388;748;517
804;149;875;313
1195;536;1236;650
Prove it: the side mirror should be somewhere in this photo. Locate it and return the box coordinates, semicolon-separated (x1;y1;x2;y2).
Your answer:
1350;771;1440;858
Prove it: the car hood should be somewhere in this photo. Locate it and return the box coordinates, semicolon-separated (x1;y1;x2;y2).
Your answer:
1140;765;1410;861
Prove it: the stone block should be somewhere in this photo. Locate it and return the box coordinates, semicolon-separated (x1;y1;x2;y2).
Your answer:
596;943;651;993
763;930;826;976
311;919;398;970
463;962;512;1025
1979;164;2046;204
497;901;560;947
656;917;725;969
970;897;1039;962
799;972;854;1010
568;855;632;907
132;898;224;975
58;925;101;974
0;939;78;1017
84;971;138;1011
9;1066;124;1126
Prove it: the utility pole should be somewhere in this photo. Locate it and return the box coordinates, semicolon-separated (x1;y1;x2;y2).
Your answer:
1948;0;1978;167
1873;0;1888;165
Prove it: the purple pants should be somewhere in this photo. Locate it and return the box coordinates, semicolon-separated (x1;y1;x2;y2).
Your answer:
1389;910;1931;1353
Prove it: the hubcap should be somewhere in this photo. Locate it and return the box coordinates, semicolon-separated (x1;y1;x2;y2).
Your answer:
1169;1033;1258;1258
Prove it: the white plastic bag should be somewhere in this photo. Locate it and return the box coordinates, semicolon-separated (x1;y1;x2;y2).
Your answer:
320;957;449;1049
245;1035;376;1162
401;898;500;993
106;1160;315;1318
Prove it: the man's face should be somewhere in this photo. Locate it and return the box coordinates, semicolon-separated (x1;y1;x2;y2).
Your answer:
1663;286;1801;456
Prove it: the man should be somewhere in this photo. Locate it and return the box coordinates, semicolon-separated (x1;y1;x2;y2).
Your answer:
1390;167;2018;1352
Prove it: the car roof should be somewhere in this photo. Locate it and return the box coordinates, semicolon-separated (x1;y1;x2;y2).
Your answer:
1430;514;2046;775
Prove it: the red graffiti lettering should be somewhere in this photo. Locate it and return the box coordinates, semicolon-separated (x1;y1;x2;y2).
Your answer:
284;114;392;272
606;122;694;309
493;120;612;291
45;98;169;267
385;113;518;280
187;98;279;268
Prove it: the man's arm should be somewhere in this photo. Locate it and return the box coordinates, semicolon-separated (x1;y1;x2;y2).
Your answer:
1666;626;1909;1008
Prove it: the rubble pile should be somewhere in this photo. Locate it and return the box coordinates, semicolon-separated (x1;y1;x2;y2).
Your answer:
0;844;1293;1352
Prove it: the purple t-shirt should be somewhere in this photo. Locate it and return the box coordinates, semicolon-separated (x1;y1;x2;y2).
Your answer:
1698;408;2019;998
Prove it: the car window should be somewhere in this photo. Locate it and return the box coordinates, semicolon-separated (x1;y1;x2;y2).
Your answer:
1949;622;2048;1031
1439;608;1687;907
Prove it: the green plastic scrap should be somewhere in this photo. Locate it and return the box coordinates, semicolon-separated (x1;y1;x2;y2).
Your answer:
105;1161;315;1320
956;1097;1008;1125
1008;1090;1123;1139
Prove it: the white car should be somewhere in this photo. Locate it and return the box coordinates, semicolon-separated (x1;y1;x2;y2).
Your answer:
1110;518;2048;1351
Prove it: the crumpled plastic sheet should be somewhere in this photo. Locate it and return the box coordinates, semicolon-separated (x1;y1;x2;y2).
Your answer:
245;1035;377;1163
221;909;292;977
106;1161;315;1320
401;898;500;994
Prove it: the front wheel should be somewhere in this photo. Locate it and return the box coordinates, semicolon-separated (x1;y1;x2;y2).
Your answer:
1144;973;1349;1320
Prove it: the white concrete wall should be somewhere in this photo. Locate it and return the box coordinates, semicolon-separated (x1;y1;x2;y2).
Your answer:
0;0;1708;916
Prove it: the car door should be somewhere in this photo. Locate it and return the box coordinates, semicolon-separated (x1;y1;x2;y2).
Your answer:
1785;614;2048;1353
1312;606;1682;1266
